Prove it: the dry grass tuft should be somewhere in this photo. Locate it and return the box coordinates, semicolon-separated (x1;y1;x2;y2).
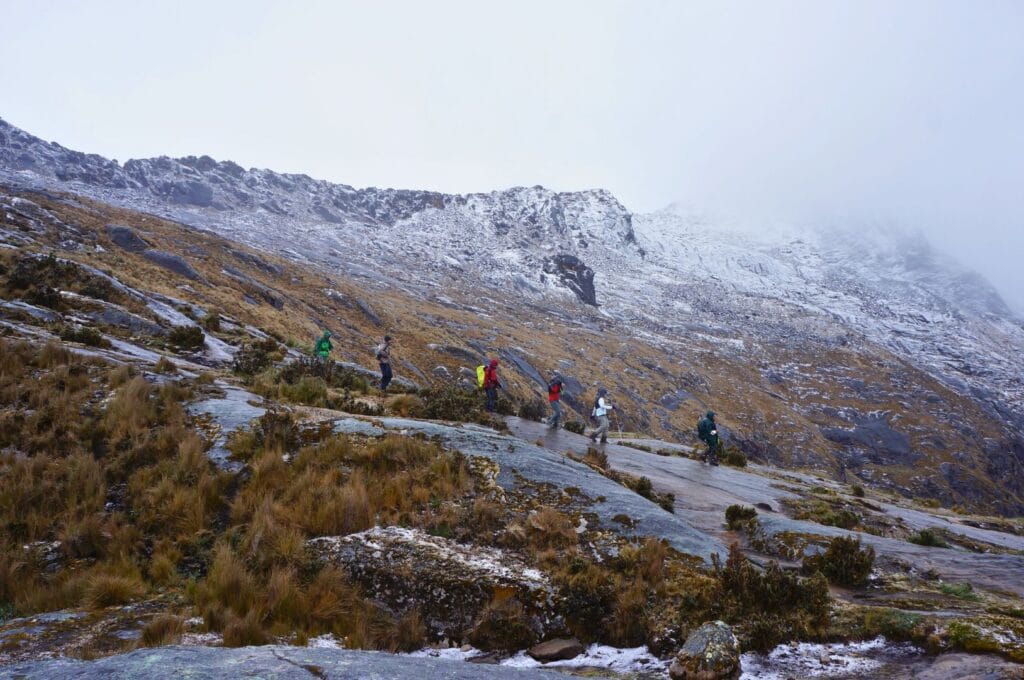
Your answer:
139;614;185;647
84;572;146;609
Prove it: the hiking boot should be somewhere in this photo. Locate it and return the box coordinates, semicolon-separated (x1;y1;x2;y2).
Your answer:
600;437;608;444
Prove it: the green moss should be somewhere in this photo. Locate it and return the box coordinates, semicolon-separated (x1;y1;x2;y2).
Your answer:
938;582;979;601
862;608;923;640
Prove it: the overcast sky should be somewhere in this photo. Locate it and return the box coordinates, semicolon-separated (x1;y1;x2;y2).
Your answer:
3;1;1023;310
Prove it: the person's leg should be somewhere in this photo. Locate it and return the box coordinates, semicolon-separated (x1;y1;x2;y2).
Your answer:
549;400;561;427
485;386;496;412
597;415;610;443
380;362;392;391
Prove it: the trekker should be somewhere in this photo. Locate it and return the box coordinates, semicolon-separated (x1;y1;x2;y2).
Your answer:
697;410;720;465
375;335;393;392
547;371;564;429
589;388;614;444
315;330;333;375
483;359;500;412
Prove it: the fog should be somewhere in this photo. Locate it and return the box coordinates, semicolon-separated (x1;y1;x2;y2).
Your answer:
2;1;1022;310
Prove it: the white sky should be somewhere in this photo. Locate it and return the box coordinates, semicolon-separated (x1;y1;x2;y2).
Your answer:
2;0;1023;310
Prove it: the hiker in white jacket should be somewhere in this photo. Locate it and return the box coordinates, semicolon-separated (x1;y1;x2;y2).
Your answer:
589;388;614;444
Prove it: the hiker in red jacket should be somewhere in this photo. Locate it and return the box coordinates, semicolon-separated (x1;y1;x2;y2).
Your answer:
547;371;564;429
483;359;500;412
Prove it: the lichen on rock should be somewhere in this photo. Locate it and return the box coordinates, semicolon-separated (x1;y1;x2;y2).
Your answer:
307;526;561;644
669;620;741;680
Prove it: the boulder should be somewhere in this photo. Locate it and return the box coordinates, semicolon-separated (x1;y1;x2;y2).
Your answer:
143;249;202;281
105;224;150;252
669;621;741;680
527;638;584;662
308;527;560;642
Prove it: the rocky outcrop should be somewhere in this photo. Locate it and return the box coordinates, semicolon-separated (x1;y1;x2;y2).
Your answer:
668;621;741;680
307;527;560;642
543;254;597;306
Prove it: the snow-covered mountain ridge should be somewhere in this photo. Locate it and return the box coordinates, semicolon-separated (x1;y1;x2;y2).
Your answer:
2;116;1023;511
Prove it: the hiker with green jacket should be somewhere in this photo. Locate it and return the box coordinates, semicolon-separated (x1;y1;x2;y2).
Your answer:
697;410;720;465
313;329;333;368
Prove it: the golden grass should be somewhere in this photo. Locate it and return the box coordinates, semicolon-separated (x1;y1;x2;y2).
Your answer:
139;614;185;647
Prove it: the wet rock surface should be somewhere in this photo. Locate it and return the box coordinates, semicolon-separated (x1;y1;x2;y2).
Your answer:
506;417;1024;597
669;621;741;680
0;645;577;679
333;417;726;561
308;527;559;641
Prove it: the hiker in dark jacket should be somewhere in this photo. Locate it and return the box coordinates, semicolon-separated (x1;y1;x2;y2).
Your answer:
589;387;614;444
375;335;393;392
483;359;500;412
547;371;564;429
697;410;720;465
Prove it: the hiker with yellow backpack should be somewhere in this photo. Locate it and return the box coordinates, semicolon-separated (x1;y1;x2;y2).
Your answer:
477;358;500;412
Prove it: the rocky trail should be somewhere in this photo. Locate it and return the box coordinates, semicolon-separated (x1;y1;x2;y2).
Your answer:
508;417;1024;599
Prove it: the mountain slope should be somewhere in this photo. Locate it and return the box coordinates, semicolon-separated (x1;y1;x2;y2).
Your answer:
2;116;1023;514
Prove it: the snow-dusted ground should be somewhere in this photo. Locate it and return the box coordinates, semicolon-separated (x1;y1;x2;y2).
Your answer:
739;637;920;679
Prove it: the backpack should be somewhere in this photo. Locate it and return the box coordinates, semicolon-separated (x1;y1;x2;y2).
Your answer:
476;365;486;388
591;396;601;422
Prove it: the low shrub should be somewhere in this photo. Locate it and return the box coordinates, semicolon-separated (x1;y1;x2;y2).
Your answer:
723;447;747;467
232;338;281;375
564;420;585;435
468;598;538;652
517;398;548;421
908;528;949;548
279;376;327;406
202;313;221;332
713;543;831;652
168;325;205;351
418;384;484;422
58;324;110;348
387;394;424;417
153;356;177;374
725;505;758;530
802;536;875;587
851;484;866;498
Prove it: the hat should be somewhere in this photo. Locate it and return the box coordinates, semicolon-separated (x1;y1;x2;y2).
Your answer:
706;410;715;419
384;335;392;342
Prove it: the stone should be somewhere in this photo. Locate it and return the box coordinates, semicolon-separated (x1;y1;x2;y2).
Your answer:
433;365;451;378
143;249;202;281
527;638;585;662
105;223;149;252
668;621;741;680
